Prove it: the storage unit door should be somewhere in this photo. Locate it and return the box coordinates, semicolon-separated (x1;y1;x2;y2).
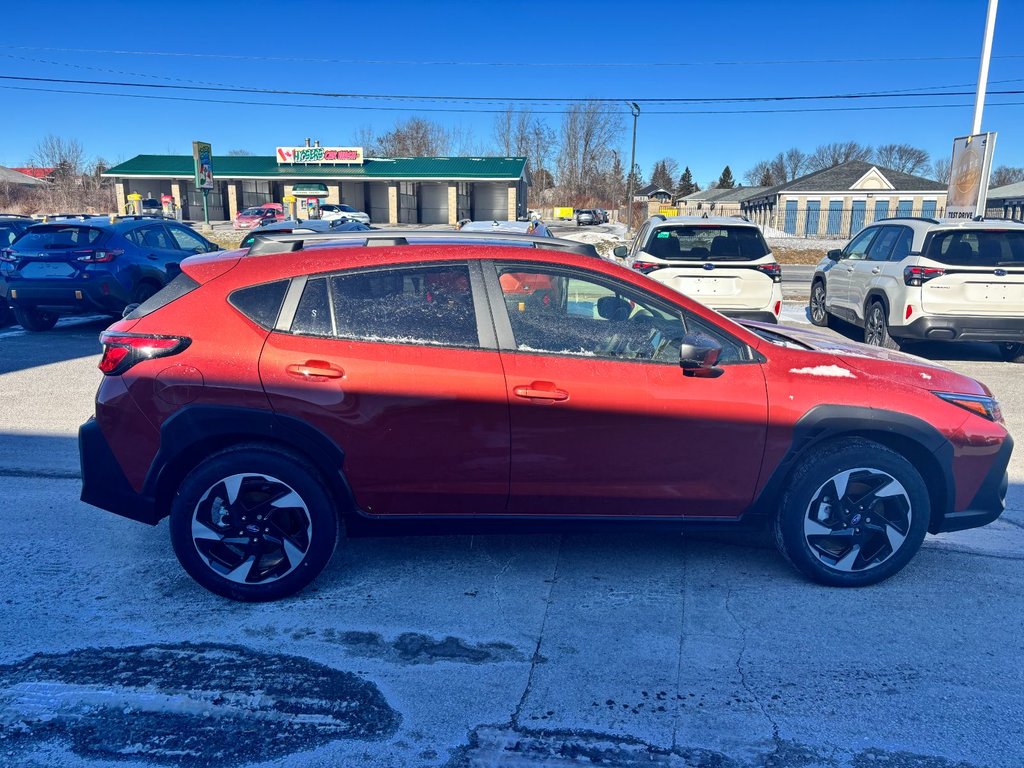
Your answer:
472;183;509;221
368;182;391;224
419;182;449;224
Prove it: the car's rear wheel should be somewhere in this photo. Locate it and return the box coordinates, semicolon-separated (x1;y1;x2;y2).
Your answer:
13;306;59;332
809;281;832;327
773;438;930;587
998;342;1024;363
169;446;339;601
133;281;160;305
863;301;900;350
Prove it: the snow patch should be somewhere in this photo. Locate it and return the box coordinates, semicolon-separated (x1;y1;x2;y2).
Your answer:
919;372;933;380
789;365;856;379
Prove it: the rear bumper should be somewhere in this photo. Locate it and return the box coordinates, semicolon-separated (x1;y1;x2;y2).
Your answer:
932;435;1013;534
895;314;1024;343
79;418;159;525
4;276;132;312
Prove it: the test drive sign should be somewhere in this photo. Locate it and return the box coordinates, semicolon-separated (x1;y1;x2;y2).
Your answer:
277;146;364;165
946;132;996;219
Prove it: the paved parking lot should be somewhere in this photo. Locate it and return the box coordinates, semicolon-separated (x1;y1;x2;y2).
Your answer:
1;308;1022;768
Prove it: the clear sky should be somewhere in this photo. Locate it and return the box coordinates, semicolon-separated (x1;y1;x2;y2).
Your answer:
1;0;1021;187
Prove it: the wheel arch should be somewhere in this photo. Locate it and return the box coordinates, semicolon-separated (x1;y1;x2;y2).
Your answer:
863;289;894;325
144;406;358;524
750;405;953;534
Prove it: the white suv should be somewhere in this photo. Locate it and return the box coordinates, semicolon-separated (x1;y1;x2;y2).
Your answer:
809;217;1024;361
614;215;783;323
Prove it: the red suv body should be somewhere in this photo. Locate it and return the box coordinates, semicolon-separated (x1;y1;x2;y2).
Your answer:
79;236;1012;600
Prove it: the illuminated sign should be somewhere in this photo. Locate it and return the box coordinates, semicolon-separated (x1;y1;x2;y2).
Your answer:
277;146;364;165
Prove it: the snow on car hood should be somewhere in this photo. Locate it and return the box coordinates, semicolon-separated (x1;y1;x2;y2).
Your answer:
742;321;989;396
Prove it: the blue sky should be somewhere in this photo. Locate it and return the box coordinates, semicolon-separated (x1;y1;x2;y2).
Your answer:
1;0;1022;187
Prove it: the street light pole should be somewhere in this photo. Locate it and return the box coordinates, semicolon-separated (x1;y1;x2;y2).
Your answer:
626;102;640;231
972;0;998;134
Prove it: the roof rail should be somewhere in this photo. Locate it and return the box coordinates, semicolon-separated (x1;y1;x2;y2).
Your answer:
650;214;667;222
880;216;941;225
247;229;601;258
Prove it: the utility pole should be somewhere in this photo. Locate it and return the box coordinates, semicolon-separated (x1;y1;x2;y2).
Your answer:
972;0;998;134
626;102;640;231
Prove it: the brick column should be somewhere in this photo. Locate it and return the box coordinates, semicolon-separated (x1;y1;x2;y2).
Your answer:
227;182;240;221
114;181;126;214
388;183;399;224
447;183;458;225
327;184;341;205
507;183;517;221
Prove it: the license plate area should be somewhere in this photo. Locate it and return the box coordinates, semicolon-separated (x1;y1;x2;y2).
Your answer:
19;262;77;278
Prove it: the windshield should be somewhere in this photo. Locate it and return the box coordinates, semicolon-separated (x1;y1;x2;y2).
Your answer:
1;223;28;247
240;208;265;216
645;226;769;261
13;225;104;250
925;230;1024;266
338;205;357;212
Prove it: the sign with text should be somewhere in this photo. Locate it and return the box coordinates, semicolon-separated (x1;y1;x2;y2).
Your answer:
946;132;996;219
277;146;364;165
192;141;214;190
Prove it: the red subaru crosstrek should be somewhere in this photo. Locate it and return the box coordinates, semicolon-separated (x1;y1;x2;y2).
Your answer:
79;232;1012;601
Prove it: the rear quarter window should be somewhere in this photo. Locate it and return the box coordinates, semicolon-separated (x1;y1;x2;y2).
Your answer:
228;280;289;329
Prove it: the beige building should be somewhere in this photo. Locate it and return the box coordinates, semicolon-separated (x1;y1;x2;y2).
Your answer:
677;186;768;218
740;161;948;238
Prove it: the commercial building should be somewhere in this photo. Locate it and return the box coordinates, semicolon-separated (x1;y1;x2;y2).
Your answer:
677;186;768;218
986;181;1024;220
103;147;530;225
740;161;948;238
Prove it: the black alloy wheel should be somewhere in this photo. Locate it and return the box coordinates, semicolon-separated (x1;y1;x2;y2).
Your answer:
809;281;830;327
12;305;59;332
998;342;1024;364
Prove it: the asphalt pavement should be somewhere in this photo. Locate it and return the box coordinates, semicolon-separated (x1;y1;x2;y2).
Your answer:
1;308;1022;768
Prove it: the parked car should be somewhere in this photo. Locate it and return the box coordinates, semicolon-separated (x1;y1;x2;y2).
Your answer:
233;204;285;230
810;217;1024;361
616;215;783;323
80;232;1011;600
140;198;163;215
595;208;609;223
0;215;35;325
319;203;371;225
456;219;553;237
576;209;599;226
0;216;219;331
238;219;370;249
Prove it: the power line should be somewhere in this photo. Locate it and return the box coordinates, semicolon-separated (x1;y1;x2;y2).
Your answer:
6;45;1024;68
4;83;1024;117
2;73;1024;106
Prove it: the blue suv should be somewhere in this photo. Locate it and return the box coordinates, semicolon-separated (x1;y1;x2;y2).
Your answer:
0;216;219;331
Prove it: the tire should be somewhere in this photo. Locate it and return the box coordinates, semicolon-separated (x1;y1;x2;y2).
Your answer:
169;446;340;602
0;298;12;328
13;305;59;332
773;438;930;587
998;342;1024;363
808;280;832;327
133;281;160;305
863;301;900;350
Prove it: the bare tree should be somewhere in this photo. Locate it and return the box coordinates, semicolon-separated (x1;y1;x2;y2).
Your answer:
375;118;452;157
990;165;1024;188
555;101;623;205
227;149;255;156
782;148;808;180
808;141;873;171
30;135;88;211
930;157;952;184
874;143;930;175
493;106;556;196
744;160;774;186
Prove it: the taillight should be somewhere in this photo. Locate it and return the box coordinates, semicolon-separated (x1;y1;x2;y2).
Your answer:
757;262;783;283
76;248;124;263
631;260;662;275
904;265;945;286
98;332;190;375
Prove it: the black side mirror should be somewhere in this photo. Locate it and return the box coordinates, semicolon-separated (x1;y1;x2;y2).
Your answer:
827;248;843;262
612;245;628;258
679;335;724;378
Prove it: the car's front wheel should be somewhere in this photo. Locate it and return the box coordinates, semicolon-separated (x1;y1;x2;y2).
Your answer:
863;301;901;350
13;306;59;332
998;342;1024;363
809;281;832;327
773;438;930;587
169;446;340;601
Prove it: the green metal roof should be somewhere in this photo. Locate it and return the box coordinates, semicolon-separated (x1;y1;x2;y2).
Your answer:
104;154;527;180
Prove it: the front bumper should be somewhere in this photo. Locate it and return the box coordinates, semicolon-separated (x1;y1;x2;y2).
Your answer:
895;315;1024;343
3;275;132;313
79;418;159;525
931;435;1013;534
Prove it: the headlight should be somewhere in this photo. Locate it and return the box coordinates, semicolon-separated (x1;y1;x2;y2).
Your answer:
934;392;1003;423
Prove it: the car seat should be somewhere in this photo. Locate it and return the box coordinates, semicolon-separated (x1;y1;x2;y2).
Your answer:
710;236;740;259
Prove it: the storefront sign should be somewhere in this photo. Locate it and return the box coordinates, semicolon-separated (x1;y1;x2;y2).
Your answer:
946;132;996;219
277;146;364;165
193;141;214;190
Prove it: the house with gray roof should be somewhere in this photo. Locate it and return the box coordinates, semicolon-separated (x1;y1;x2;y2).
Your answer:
676;186;768;218
740;160;947;238
986;181;1024;220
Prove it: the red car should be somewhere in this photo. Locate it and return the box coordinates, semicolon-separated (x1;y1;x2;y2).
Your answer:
233;204;284;230
79;233;1012;601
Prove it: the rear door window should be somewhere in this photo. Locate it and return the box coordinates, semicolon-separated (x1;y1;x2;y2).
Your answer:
926;230;1024;266
126;224;174;250
644;226;768;261
866;226;901;261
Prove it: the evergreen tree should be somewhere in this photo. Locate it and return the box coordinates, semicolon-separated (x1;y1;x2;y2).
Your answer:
717;165;735;189
650;160;674;191
677;166;697;196
626;163;646;195
758;167;774;187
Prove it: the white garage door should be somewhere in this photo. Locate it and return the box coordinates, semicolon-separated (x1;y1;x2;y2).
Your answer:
472;183;508;221
419;183;449;225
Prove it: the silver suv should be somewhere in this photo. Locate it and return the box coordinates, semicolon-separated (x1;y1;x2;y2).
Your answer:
809;217;1024;361
615;215;783;323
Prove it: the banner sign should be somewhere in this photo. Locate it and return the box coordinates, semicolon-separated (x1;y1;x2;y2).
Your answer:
946;132;997;219
192;141;214;190
277;146;364;165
